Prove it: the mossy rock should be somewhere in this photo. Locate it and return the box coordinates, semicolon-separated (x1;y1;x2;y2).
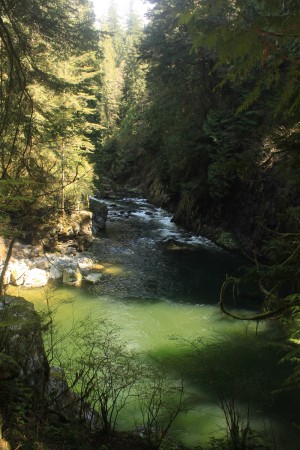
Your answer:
0;353;20;381
216;230;239;251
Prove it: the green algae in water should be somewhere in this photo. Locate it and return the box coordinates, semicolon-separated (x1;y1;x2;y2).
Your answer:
9;284;295;448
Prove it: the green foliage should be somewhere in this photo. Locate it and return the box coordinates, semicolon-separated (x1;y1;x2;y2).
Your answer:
43;312;142;436
181;0;300;113
94;0;300;414
177;331;289;449
0;0;101;242
280;313;300;391
40;302;189;446
71;320;140;436
202;106;265;200
95;7;147;188
137;359;185;449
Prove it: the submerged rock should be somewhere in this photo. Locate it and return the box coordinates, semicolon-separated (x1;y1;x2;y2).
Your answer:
62;265;82;286
84;272;103;284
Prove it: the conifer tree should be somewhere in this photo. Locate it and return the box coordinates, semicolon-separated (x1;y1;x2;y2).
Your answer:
0;0;100;231
0;0;101;293
181;0;300;113
121;3;146;117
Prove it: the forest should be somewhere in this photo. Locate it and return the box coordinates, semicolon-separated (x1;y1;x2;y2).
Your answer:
0;0;299;449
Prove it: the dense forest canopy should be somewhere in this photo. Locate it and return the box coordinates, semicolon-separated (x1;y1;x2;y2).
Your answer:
0;0;100;239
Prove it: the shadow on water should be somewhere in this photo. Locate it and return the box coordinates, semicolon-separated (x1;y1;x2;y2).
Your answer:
146;326;300;449
12;283;300;448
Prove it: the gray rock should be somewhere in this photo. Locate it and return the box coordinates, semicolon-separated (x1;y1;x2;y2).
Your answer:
0;353;20;381
89;197;108;233
47;366;100;428
34;257;50;270
42;210;93;252
10;261;29;286
48;265;63;280
23;268;48;288
47;366;75;412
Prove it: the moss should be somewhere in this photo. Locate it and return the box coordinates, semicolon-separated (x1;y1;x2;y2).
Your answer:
0;353;20;381
216;231;239;251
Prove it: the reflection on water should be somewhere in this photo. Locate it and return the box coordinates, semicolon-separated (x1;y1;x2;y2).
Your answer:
10;198;300;449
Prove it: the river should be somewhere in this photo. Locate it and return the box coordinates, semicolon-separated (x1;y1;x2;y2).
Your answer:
12;197;300;448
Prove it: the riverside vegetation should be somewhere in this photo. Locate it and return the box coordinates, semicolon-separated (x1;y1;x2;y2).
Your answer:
0;0;299;449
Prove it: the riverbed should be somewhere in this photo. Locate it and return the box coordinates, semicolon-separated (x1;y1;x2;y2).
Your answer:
11;197;300;448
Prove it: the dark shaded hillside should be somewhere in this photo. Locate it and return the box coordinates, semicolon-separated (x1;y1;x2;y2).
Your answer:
144;140;300;255
96;0;300;258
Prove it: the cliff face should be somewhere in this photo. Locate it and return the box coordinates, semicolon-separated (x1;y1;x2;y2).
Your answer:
142;161;299;255
0;297;49;446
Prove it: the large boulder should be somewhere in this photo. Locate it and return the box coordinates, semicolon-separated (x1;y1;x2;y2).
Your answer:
34;257;50;270
89;197;108;233
0;298;49;389
42;210;93;252
0;297;49;440
47;366;100;428
48;264;63;280
23;268;48;288
47;366;75;413
10;261;29;286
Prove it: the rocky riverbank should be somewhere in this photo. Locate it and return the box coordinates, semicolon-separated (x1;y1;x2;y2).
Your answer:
1;248;105;289
0;199;109;290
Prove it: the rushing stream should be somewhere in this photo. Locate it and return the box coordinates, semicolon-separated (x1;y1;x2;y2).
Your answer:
12;197;300;448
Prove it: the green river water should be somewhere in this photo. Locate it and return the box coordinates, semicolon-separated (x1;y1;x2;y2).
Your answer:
10;198;300;448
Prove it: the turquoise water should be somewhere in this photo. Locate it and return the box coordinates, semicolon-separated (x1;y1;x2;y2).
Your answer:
11;198;300;448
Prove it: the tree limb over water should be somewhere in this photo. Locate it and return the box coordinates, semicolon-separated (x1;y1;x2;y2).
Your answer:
219;275;300;321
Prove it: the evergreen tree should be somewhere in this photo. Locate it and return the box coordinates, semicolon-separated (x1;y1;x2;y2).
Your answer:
121;3;146;117
0;0;101;293
106;1;126;66
94;3;147;187
0;0;100;232
181;0;300;113
98;22;123;135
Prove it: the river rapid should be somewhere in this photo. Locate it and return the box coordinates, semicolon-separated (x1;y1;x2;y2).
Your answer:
13;197;300;448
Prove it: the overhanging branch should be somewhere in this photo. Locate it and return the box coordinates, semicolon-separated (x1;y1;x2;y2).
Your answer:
219;276;298;321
